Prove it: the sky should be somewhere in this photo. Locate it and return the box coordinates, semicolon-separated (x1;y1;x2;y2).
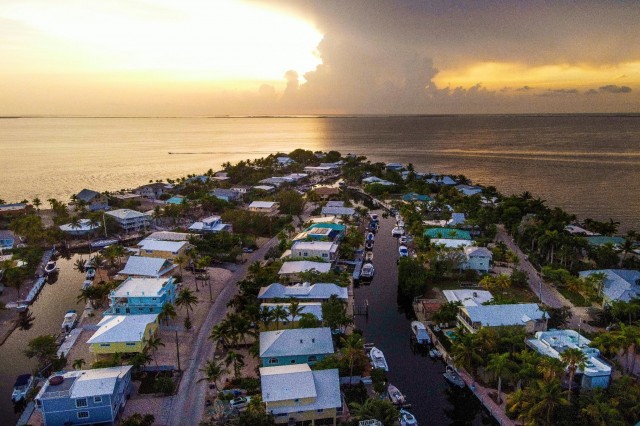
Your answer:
1;0;639;115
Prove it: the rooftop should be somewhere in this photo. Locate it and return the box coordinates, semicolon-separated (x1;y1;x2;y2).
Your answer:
258;282;348;301
138;239;188;252
431;238;474;248
579;269;640;302
321;206;356;216
463;303;545;327
443;289;493;307
106;209;148;220
306;223;346;232
119;256;175;277
112;277;173;298
88;314;158;344
464;246;493;258
424;227;472;240
260;327;334;358
278;261;332;275
37;366;132;400
260;303;323;321
76;188;102;202
249;201;278;209
291;241;338;252
143;231;192;241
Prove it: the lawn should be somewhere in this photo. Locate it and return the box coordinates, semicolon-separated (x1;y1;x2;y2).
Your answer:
556;286;591;307
136;371;174;394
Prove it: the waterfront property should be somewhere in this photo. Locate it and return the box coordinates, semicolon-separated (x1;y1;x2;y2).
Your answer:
143;231;192;241
584;235;626;248
211;188;242;202
260;303;323;329
75;188;109;211
276;156;295;167
456;184;483;196
165;195;185;205
386;162;404;172
260;327;334;366
258;282;348;303
443;289;494;307
134;182;171;199
321;205;356;217
578;269;640;304
260;364;342;425
457;303;547;333
118;256;176;278
460;246;493;273
35;366;133;426
402;192;432;203
87;314;159;359
278;260;332;281
424;227;472;240
136;239;189;261
425;175;457;185
0;202;33;216
105;276;176;315
248;201;279;214
526;329;611;389
290;241;338;262
105;209;151;232
0;229;17;250
313;187;341;199
448;212;466;226
431;238;474;249
188;215;232;233
59;219;100;236
362;176;395;186
253;185;276;193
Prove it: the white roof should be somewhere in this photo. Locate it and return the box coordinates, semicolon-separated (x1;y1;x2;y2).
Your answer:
59;219;99;232
253;185;276;191
249;201;277;209
112;277;172;298
291;241;338;252
106;209;148;220
464;246;493;258
143;231;192;241
278;261;332;275
431;239;474;248
260;303;323;321
443;289;494;307
258;282;348;300
138;240;188;252
87;314;158;344
321;206;356;216
260;366;341;412
325;201;345;207
119;256;175;277
70;366;132;398
260;327;334;358
464;304;544;327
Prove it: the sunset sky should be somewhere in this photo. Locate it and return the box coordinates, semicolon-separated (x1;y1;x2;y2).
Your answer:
1;0;639;115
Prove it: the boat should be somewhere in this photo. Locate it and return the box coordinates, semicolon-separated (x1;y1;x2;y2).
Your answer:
366;232;375;241
44;261;57;274
85;268;96;280
370;213;379;222
429;348;442;359
11;374;34;402
391;226;405;237
411;321;430;345
397;220;405;228
82;280;93;290
399;245;409;257
399;408;418;426
360;263;375;280
61;310;78;332
443;365;466;388
369;222;378;233
365;240;374;251
387;383;406;406
369;347;389;371
365;251;374;262
399;235;408;245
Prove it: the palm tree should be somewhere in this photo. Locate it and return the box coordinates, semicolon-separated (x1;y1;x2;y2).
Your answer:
174;254;188;279
158;303;177;325
619;324;640;374
341;334;364;383
560;347;587;403
175;288;198;321
73;258;86;274
130;351;153;372
210;321;231;347
145;336;165;367
272;305;288;330
224;350;245;379
92;253;107;281
288;301;304;328
508;379;568;426
259;306;275;330
486;352;511;404
198;359;228;390
72;358;86;370
451;333;482;375
538;356;565;382
349;398;398;426
580;389;625;425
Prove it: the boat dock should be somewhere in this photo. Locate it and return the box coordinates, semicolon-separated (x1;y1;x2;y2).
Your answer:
57;328;83;358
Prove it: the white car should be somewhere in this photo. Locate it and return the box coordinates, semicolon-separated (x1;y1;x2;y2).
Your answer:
399;245;409;257
229;396;251;410
391;227;405;237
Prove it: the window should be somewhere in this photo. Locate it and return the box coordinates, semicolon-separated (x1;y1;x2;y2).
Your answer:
317;409;324;413
77;411;89;419
322;253;328;257
303;252;308;257
269;358;278;365
308;356;317;363
146;250;153;254
94;396;102;404
126;342;136;346
76;398;88;408
100;343;110;347
290;359;296;364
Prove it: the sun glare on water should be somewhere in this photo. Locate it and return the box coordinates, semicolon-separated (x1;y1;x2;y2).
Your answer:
1;0;323;83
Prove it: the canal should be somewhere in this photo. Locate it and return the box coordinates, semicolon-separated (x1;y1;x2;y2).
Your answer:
354;213;493;425
0;254;87;422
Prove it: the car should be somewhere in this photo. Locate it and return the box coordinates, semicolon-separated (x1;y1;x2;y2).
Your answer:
391;227;405;237
242;247;254;253
229;396;252;410
399;245;409;257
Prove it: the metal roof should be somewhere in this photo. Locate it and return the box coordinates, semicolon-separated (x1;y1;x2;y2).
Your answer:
260;327;334;358
88;314;157;344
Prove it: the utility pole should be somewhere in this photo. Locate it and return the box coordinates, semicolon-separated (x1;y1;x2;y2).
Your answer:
175;329;181;371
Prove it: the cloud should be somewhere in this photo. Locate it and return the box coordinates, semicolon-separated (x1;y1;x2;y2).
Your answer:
539;88;580;97
598;85;632;94
516;86;532;92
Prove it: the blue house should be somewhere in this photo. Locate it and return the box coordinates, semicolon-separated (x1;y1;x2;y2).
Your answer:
260;327;334;366
35;366;132;426
105;276;176;315
402;192;432;203
0;230;16;250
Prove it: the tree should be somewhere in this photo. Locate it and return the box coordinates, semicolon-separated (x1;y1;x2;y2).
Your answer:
145;336;165;368
24;334;58;369
158;303;177;325
259;306;275;330
537;356;565;382
508;379;568;426
120;413;155;426
480;274;511;291
175;288;198;320
560;347;586;403
451;333;482;375
225;350;245;378
349;398;398;426
341;334;364;383
486;352;511;404
298;313;321;328
72;358;86;370
272;305;288;330
91;253;107;281
287;301;303;328
73;258;86;274
198;358;228;390
579;389;625;426
322;295;349;331
174;254;188;278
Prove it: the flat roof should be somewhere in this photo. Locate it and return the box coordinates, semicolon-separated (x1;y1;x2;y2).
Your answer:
37;366;132;400
112;277;172;298
87;314;157;344
249;201;277;208
291;241;337;251
106;209;148;220
443;289;493;307
278;261;332;275
464;303;544;327
260;327;334;358
138;240;188;252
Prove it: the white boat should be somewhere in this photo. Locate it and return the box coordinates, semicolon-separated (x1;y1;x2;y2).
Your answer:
387;383;406;406
61;310;78;332
370;213;379;222
411;321;430;345
443;365;466;388
44;261;57;274
391;227;405;237
397;220;405;228
429;348;442;359
369;346;389;371
399;408;418;426
365;251;374;262
399;245;409;257
82;280;93;289
366;232;375;241
361;263;375;280
365;240;374;251
11;374;34;402
85;268;96;279
399;235;408;245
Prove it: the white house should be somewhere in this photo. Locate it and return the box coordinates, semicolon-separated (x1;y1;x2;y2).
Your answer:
59;219;100;236
258;282;348;302
118;256;176;278
456;185;483;196
460;246;493;272
275;156;295;167
105;209;151;232
443;289;494;307
188;216;232;233
458;303;547;333
248;201;279;214
291;241;338;262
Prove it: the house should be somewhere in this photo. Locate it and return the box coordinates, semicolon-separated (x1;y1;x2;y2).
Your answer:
253;185;276;193
0;230;17;250
325;201;344;207
276;156;295;167
260;327;334;366
313;187;340;199
291;241;338;262
231;185;251;194
212;188;242;202
385;162;404;172
526;329;611;389
87;314;159;359
294;223;345;243
258;282;348;303
321;206;356;217
248;201;279;214
134;182;170;199
111;192;142;202
260;364;342;425
188;216;232;233
361;176;395;186
443;289;494;307
137;239;189;261
143;231;192;241
584;235;626;248
260;303;323;329
118;256;176;278
59;219;100;236
425;175;457;185
456;185;483;196
431;239;474;249
402;192;432;203
304;166;335;175
424;227;472;240
448;213;466;226
460;246;493;273
75;189;109;211
105;276;176;315
578;269;640;304
278;261;333;282
35;366;132;426
105;209;151;232
457;303;547;333
0;203;32;216
564;225;597;235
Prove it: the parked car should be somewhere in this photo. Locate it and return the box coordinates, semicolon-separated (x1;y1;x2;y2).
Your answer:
399;245;409;257
242;247;254;253
229;396;252;410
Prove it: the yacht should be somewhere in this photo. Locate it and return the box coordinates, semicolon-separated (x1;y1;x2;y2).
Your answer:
360;263;375;280
443;365;466;388
391;227;405;237
399;408;418;426
61;310;78;332
411;321;430;345
82;280;93;289
369;346;389;371
44;261;57;274
365;251;374;262
11;374;34;402
370;213;379;223
387;383;406;406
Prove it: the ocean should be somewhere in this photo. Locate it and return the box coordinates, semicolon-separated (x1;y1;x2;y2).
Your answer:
1;115;639;230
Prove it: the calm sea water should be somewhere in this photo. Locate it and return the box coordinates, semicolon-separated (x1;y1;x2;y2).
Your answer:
1;115;639;230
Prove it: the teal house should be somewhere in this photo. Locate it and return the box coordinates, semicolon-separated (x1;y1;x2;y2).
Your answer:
424;227;472;240
402;192;432;203
105;276;176;315
260;327;334;367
